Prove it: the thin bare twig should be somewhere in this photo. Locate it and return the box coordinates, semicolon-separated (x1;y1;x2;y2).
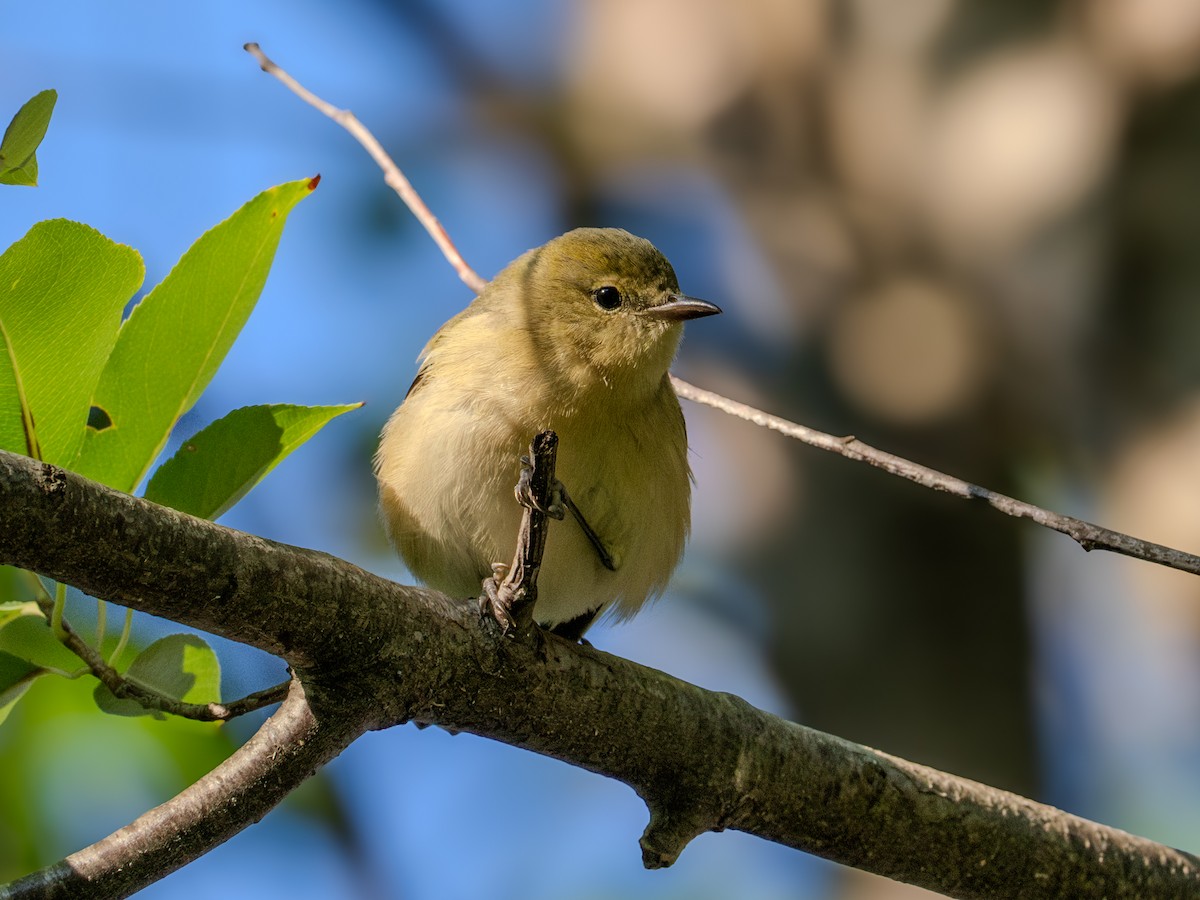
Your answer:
31;592;288;721
243;42;1200;580
670;377;1200;576
243;42;487;294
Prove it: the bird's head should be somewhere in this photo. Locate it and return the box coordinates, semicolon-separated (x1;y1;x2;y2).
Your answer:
507;228;720;397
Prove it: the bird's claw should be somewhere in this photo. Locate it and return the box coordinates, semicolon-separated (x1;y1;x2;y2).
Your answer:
515;455;565;519
516;456;617;573
480;563;522;633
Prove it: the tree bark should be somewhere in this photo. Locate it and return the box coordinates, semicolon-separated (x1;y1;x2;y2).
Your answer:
1;448;1197;899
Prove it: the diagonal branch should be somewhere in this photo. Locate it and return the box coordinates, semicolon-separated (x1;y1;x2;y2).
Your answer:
2;448;1199;898
670;376;1200;576
1;678;366;900
243;42;1200;582
243;42;486;295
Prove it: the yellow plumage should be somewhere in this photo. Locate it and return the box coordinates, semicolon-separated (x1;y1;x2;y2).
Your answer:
374;228;718;638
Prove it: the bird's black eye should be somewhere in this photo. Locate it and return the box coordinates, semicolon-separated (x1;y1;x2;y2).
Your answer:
593;286;622;311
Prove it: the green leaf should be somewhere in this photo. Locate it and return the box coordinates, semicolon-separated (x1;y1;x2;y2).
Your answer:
0;599;39;630
0;611;80;672
0;89;56;187
0;650;42;726
2;155;37;188
0;598;60;727
0;220;143;464
0;566;35;608
144;402;362;520
74;177;319;492
94;633;221;718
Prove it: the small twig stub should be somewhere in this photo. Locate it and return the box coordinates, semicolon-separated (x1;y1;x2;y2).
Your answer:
480;430;559;633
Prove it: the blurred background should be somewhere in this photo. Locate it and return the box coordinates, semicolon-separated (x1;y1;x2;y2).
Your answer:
5;1;1200;897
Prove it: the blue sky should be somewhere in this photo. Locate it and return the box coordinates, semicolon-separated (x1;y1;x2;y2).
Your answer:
1;3;818;897
14;4;1199;896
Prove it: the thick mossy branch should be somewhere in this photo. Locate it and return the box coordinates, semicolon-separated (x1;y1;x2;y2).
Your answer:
1;448;1198;899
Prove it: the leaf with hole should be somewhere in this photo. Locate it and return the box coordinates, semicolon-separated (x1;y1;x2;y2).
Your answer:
74;177;320;492
0;220;143;463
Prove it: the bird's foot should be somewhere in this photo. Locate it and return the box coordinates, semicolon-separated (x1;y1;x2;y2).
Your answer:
479;562;523;633
516;455;617;573
515;456;566;519
481;431;558;636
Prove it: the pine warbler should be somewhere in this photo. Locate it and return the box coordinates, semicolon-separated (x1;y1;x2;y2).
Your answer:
375;228;719;639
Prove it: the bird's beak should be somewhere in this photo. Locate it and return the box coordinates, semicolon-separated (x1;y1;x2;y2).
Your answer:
639;294;722;322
